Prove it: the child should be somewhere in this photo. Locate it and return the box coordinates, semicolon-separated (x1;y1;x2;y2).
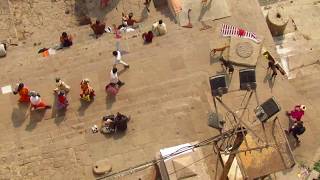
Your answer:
13;83;30;103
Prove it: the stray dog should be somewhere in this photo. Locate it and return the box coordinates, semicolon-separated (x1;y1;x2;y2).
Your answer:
220;56;234;74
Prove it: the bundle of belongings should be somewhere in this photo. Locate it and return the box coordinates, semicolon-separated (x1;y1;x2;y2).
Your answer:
101;112;130;134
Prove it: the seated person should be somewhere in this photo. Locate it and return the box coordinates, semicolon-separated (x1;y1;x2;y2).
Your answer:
54;77;70;93
57;91;69;109
101;112;130;133
0;43;7;57
29;91;51;110
13;82;30;103
60;32;73;48
119;12;140;29
142;31;154;43
90;20;106;37
152;20;167;36
80;79;95;101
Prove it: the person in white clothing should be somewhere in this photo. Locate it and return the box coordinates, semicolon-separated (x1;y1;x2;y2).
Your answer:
110;67;124;86
29;91;51;110
152;20;167;36
0;43;7;57
112;50;129;68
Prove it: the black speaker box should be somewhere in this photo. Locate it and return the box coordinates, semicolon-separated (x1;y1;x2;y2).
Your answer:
239;69;257;90
255;97;281;122
209;75;228;96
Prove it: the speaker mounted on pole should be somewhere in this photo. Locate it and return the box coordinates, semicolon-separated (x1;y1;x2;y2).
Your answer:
239;69;257;91
254;97;281;122
209;74;228;97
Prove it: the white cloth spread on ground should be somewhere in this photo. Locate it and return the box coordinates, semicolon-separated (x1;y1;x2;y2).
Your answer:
152;22;167;36
119;27;135;33
30;96;41;105
0;44;6;57
110;70;119;84
221;24;261;43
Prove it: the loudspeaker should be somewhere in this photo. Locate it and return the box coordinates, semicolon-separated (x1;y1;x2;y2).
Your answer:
209;74;228;97
254;97;281;122
239;69;257;90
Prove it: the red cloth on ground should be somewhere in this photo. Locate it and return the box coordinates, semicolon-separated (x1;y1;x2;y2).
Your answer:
238;28;245;36
290;105;305;121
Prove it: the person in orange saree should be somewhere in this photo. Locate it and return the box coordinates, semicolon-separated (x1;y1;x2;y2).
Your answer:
13;83;30;103
29;91;51;110
80;79;95;101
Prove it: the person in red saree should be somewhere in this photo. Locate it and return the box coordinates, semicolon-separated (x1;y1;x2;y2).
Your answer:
13;83;30;103
80;79;95;101
29;91;51;110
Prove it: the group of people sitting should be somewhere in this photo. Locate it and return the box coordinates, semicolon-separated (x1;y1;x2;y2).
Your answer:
39;11;168;56
101;112;130;134
13;83;52;111
88;12;167;44
12;77;95;111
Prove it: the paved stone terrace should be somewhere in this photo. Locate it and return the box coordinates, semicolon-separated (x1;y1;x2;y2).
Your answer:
0;0;320;179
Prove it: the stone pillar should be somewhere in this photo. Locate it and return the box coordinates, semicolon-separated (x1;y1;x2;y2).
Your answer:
266;6;289;36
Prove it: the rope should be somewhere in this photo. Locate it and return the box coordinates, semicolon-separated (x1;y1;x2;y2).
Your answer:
96;128;239;179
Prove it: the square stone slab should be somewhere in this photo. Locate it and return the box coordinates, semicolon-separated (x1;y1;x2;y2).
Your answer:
228;36;262;67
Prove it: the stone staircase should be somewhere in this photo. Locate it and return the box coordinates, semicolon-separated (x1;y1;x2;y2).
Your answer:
0;68;215;179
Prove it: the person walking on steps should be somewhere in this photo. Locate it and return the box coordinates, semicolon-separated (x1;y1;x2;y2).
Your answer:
106;67;124;96
112;50;129;68
110;67;124;86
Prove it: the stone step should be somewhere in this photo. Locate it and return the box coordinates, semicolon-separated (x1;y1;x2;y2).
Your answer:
2;90;204;156
4;72;207;142
2;26;190;83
